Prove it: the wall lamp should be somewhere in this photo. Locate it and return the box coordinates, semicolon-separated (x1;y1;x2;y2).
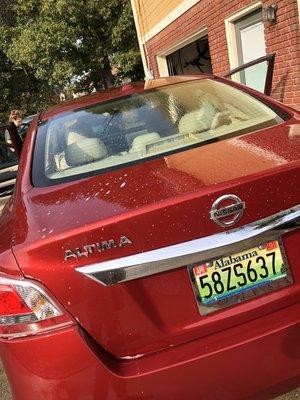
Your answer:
263;3;278;23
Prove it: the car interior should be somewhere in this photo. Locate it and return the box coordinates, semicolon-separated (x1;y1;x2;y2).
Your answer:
44;80;282;180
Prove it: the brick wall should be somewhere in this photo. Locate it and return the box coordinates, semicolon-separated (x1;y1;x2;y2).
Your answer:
144;0;300;109
264;0;300;107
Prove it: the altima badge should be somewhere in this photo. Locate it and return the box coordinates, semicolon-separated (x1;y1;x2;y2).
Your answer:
64;236;132;261
210;195;245;228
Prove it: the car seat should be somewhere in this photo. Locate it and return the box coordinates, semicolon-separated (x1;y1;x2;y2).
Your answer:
129;132;161;154
65;138;108;167
178;101;219;135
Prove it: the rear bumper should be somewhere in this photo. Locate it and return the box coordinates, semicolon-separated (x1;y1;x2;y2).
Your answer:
1;302;300;400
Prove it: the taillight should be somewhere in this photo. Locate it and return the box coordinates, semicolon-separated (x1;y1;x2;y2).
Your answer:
0;276;74;339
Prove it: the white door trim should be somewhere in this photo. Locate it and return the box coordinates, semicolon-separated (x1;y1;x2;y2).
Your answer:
225;1;262;72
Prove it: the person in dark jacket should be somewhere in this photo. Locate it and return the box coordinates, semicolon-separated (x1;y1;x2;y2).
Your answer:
5;110;23;157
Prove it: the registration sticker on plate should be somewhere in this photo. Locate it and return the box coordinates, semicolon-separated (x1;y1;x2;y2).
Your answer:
188;239;293;315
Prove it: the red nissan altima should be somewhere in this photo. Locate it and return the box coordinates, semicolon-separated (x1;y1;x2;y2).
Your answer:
0;75;299;400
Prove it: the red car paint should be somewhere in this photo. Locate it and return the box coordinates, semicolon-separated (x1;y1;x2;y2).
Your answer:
0;76;299;399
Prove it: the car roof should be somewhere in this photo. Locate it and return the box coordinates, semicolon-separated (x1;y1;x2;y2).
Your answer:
41;75;213;121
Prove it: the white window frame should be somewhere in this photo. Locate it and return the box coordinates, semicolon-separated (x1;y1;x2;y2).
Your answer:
156;27;208;77
225;2;263;82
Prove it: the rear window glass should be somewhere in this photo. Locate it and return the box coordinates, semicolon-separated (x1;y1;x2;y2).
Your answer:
32;79;283;186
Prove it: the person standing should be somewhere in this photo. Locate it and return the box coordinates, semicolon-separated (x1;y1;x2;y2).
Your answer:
5;110;23;157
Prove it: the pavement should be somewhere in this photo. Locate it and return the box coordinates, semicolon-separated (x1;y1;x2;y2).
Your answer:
275;390;300;400
0;363;12;400
0;361;299;399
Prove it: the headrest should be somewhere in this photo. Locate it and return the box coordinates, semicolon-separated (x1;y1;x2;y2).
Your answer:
65;138;108;167
178;101;218;134
129;132;161;153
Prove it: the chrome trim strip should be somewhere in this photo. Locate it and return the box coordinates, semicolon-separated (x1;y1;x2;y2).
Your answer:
76;205;300;286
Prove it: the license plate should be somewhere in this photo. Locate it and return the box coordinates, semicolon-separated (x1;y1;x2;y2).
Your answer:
188;239;293;316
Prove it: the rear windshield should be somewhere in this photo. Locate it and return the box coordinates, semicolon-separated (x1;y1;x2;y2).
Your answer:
32;79;283;186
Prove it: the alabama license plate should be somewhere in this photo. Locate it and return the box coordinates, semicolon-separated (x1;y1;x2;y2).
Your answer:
188;239;293;316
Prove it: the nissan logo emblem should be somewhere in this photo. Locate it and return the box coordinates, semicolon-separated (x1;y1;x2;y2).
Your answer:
210;194;246;228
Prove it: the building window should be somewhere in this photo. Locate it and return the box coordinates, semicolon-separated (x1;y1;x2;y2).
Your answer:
166;36;212;76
